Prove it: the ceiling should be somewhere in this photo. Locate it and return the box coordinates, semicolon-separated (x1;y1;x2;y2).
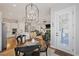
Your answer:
0;3;78;23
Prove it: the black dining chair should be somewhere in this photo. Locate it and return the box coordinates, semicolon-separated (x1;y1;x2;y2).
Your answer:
16;35;26;44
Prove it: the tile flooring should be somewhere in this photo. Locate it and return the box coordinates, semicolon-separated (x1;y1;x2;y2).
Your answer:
40;48;59;56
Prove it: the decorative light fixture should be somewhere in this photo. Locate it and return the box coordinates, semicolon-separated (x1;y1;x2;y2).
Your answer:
12;4;16;7
25;3;39;32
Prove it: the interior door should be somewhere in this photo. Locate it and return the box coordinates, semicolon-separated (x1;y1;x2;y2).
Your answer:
55;7;75;54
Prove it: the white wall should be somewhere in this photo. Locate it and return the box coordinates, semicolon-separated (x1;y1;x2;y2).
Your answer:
50;8;56;48
0;12;2;51
17;22;25;34
0;23;2;51
75;5;79;55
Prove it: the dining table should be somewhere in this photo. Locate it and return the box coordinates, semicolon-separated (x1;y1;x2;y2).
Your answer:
15;38;41;56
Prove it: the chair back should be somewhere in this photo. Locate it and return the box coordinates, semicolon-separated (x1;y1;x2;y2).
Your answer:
36;35;47;49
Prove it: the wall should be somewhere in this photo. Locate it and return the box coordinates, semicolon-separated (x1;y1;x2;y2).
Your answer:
0;12;2;51
0;23;2;51
75;5;79;55
50;8;56;48
17;22;25;34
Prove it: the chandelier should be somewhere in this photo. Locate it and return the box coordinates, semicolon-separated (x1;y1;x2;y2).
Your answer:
25;3;39;22
25;3;39;32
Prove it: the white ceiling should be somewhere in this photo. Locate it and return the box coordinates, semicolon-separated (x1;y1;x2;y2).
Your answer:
0;3;79;23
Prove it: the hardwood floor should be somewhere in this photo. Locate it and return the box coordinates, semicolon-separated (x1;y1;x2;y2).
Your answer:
0;49;15;56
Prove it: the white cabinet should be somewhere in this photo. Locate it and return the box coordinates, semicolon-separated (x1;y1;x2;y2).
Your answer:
51;7;76;55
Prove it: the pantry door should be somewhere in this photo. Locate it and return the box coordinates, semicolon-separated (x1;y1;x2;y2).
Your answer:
55;7;75;54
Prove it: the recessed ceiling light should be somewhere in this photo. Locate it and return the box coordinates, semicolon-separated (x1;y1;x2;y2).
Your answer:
12;4;16;7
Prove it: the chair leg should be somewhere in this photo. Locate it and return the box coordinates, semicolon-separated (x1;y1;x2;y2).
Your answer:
46;47;48;56
46;50;48;56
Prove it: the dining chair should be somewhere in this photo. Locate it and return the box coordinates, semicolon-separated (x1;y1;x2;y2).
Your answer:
40;41;48;56
16;35;26;45
36;35;48;56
